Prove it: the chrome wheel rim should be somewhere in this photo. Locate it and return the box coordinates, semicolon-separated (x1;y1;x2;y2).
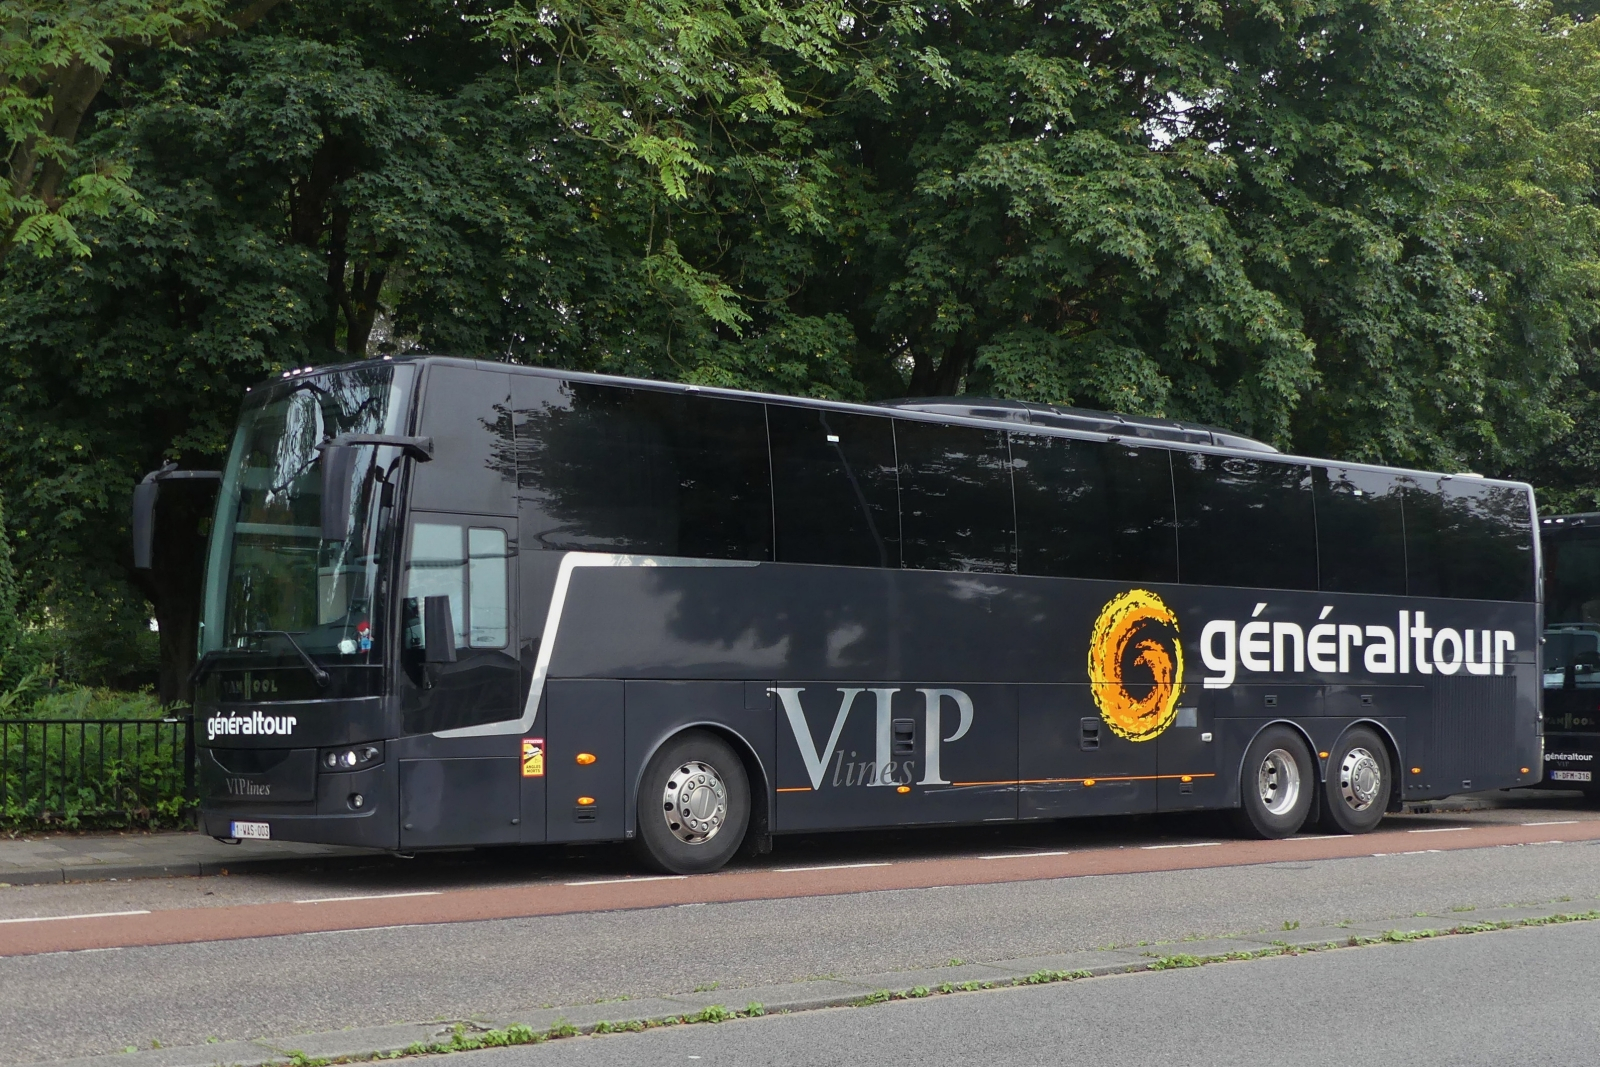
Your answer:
1257;748;1302;816
661;760;727;845
1339;747;1383;812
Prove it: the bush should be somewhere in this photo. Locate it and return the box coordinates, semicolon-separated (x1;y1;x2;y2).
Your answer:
18;686;168;722
0;685;190;831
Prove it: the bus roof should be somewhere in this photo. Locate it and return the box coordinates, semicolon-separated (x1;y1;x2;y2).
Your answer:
278;355;1533;494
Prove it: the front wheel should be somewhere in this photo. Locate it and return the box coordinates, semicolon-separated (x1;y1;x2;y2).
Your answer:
1232;725;1315;839
634;730;750;874
1318;727;1391;834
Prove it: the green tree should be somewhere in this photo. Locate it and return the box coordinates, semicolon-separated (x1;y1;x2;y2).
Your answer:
6;0;1600;697
1;0;287;259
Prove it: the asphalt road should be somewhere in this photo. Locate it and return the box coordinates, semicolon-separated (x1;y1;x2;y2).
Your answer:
464;920;1600;1066
5;827;1600;1063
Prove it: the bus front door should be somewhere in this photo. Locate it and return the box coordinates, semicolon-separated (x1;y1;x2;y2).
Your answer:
395;514;524;849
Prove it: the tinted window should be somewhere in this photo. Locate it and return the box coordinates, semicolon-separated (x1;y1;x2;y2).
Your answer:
1012;435;1176;583
1174;453;1317;590
1546;532;1600;624
896;420;1013;573
1312;467;1407;595
512;377;772;560
412;365;516;515
1404;477;1534;601
769;405;900;567
403;522;509;649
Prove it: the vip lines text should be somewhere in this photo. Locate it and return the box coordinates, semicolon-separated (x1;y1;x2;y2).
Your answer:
771;687;973;790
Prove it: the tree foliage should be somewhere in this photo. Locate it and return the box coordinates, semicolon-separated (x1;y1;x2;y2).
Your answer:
1;0;1598;690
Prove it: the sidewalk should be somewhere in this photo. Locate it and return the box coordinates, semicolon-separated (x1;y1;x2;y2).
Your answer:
0;831;379;885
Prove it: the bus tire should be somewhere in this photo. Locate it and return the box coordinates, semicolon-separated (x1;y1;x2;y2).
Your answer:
634;730;750;874
1232;725;1314;839
1317;726;1391;834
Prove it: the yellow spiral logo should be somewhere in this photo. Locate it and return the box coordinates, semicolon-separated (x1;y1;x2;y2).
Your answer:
1087;589;1184;742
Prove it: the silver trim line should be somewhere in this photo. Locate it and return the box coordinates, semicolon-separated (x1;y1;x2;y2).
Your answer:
433;552;758;738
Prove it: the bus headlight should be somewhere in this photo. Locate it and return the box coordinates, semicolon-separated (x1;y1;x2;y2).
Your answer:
321;745;381;771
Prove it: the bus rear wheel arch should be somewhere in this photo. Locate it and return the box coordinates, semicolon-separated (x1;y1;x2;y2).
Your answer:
1232;724;1316;839
1317;725;1392;834
634;728;751;874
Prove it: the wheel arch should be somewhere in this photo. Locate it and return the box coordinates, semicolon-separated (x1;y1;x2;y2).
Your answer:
630;722;771;844
1333;718;1405;814
1234;718;1320;804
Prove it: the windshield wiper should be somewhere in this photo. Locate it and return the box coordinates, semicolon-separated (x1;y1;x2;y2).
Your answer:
244;630;331;688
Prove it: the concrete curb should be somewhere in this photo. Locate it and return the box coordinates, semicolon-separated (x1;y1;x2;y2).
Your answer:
39;900;1600;1067
0;852;388;887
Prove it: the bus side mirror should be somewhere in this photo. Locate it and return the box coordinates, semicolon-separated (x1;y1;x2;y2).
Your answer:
132;480;159;570
320;443;359;542
423;595;458;664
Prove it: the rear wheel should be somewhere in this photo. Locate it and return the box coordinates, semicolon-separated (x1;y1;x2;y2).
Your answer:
1318;726;1391;834
1232;725;1315;839
634;730;750;874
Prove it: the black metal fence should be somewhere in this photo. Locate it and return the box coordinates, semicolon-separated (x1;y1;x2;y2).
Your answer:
0;717;195;827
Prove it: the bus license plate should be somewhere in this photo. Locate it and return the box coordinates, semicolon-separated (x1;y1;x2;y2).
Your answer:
1550;770;1592;783
231;821;271;840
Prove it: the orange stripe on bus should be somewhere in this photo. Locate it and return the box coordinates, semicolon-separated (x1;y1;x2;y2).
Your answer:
951;774;1217;787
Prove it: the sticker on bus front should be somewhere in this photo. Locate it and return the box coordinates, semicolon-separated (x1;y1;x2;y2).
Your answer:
231;821;270;840
521;738;545;778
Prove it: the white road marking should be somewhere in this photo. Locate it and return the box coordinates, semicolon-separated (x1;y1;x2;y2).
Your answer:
1292;835;1344;841
774;862;892;873
978;850;1071;861
1407;827;1474;833
294;891;443;904
564;876;688;887
1522;820;1580;827
0;910;150;924
1141;842;1221;850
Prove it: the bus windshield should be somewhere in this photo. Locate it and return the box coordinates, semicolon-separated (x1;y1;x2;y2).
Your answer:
1542;528;1600;688
200;363;415;661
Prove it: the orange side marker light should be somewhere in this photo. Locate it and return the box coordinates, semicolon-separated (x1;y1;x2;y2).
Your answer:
1083;779;1096;787
1411;767;1422;775
576;753;597;765
897;785;911;794
577;796;595;806
1318;751;1330;759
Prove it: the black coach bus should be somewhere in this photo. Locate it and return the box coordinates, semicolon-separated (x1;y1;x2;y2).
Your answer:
1539;513;1600;795
135;357;1542;872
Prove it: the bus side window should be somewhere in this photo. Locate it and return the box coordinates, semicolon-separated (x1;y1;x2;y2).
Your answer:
404;523;509;648
1174;453;1317;590
468;527;509;647
512;379;772;561
1405;478;1535;601
768;406;900;567
412;366;516;516
407;522;468;647
895;420;1014;574
1312;466;1407;595
1012;434;1176;583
